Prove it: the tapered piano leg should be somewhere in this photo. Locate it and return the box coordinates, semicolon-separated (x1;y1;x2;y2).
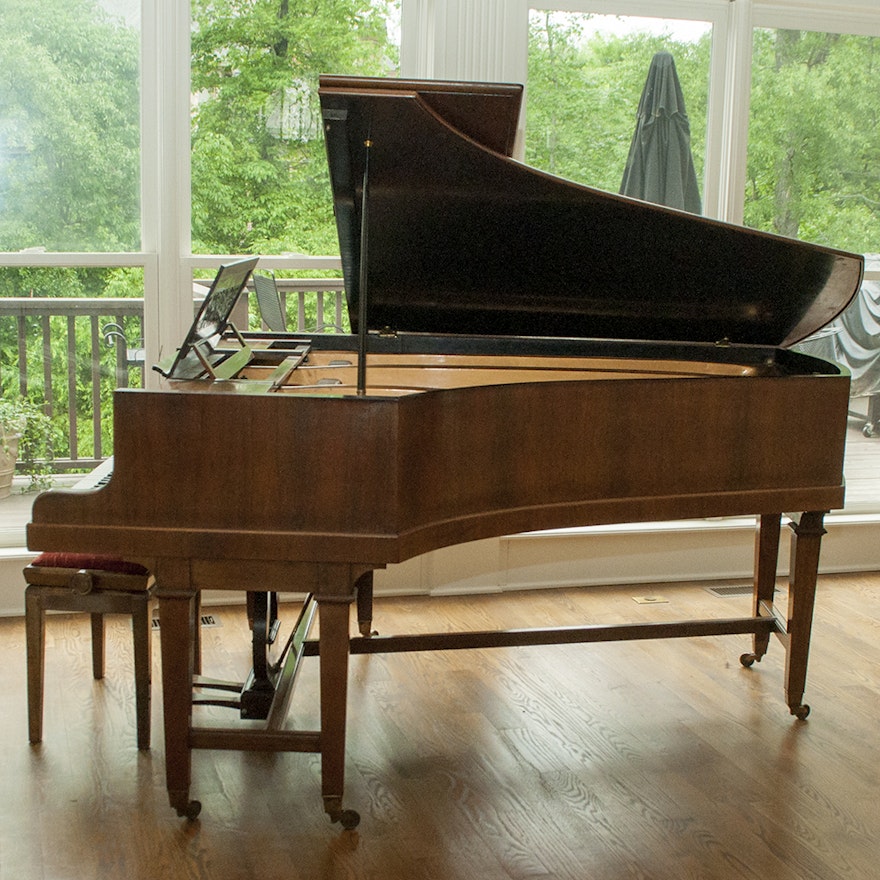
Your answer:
317;595;360;829
157;587;202;820
783;511;826;720
355;570;375;637
741;513;782;667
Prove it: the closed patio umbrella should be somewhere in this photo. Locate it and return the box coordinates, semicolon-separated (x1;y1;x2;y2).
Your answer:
620;51;701;214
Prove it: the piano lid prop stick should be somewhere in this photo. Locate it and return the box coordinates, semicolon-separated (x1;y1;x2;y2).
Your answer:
356;135;372;396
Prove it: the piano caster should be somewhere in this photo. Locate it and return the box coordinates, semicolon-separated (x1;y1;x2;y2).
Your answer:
337;809;361;830
739;652;760;667
790;703;811;720
324;797;361;830
172;797;202;821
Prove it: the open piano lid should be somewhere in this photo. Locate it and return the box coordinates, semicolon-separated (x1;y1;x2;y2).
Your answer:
319;75;864;349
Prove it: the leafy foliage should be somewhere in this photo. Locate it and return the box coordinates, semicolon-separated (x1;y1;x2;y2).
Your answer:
0;396;55;490
190;0;399;255
746;28;880;251
526;13;880;254
526;13;709;199
0;0;140;252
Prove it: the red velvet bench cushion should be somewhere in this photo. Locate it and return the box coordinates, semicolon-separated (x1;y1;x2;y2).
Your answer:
30;552;149;576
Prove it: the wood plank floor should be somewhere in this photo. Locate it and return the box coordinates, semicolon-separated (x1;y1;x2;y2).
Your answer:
0;574;878;880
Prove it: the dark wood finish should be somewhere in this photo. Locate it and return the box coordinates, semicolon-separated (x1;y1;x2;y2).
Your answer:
27;353;850;824
29;367;850;561
23;564;155;749
319;77;862;347
24;76;863;827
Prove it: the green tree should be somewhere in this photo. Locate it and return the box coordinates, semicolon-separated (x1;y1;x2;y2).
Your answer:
746;28;880;252
190;0;399;255
526;13;709;199
0;0;140;253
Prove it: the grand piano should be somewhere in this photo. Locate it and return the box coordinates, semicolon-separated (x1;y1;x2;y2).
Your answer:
27;76;864;829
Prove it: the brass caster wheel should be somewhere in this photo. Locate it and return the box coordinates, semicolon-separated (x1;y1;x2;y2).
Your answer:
740;652;758;667
325;795;360;829
177;800;202;821
791;704;811;721
339;809;360;830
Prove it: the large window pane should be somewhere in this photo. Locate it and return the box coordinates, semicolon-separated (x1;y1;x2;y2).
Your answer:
746;29;880;253
0;0;141;252
190;0;400;256
526;11;711;212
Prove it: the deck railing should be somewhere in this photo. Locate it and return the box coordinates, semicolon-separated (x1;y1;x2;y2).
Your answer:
0;279;346;472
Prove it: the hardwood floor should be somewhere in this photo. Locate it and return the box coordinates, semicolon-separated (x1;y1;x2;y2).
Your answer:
0;574;878;880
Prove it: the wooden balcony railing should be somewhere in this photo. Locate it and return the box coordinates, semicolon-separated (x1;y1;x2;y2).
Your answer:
0;279;346;472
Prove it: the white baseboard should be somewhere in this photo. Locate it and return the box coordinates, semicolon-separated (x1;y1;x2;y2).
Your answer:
3;514;878;617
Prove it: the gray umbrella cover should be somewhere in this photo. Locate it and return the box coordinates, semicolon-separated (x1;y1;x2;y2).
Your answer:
619;51;702;214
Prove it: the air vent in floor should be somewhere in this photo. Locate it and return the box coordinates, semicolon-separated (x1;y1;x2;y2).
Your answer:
704;584;755;598
151;614;221;630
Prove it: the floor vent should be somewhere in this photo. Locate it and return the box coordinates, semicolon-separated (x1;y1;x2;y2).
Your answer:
704;584;755;598
151;614;221;630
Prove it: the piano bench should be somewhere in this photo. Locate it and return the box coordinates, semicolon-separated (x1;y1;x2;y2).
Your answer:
24;553;156;750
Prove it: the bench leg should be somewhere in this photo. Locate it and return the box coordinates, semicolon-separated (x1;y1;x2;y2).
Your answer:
25;586;46;744
90;613;106;679
131;597;152;750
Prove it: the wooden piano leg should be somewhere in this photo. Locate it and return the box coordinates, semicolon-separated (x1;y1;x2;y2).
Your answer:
317;594;360;830
783;511;826;720
741;513;782;666
157;585;202;820
355;570;375;637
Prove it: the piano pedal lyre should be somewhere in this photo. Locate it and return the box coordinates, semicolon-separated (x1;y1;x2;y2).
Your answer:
192;593;317;722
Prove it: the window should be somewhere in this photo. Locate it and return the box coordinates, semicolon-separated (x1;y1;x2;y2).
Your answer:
526;10;712;211
745;21;880;511
0;0;144;472
0;0;878;529
745;28;880;254
190;0;401;257
0;0;141;253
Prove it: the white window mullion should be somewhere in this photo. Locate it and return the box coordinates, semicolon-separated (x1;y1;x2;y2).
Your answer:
142;0;193;385
713;0;754;224
401;0;530;83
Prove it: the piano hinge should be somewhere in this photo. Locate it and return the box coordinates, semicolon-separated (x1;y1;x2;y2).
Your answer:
715;337;732;347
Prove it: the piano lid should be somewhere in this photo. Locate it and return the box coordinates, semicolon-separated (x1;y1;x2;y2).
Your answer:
319;75;864;349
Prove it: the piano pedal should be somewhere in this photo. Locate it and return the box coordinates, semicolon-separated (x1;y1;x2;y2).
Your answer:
239;668;278;720
192;675;244;710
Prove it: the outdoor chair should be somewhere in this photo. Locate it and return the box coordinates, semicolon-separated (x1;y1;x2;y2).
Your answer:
252;272;288;332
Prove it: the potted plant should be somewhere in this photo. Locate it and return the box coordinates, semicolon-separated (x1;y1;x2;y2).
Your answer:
0;397;54;497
